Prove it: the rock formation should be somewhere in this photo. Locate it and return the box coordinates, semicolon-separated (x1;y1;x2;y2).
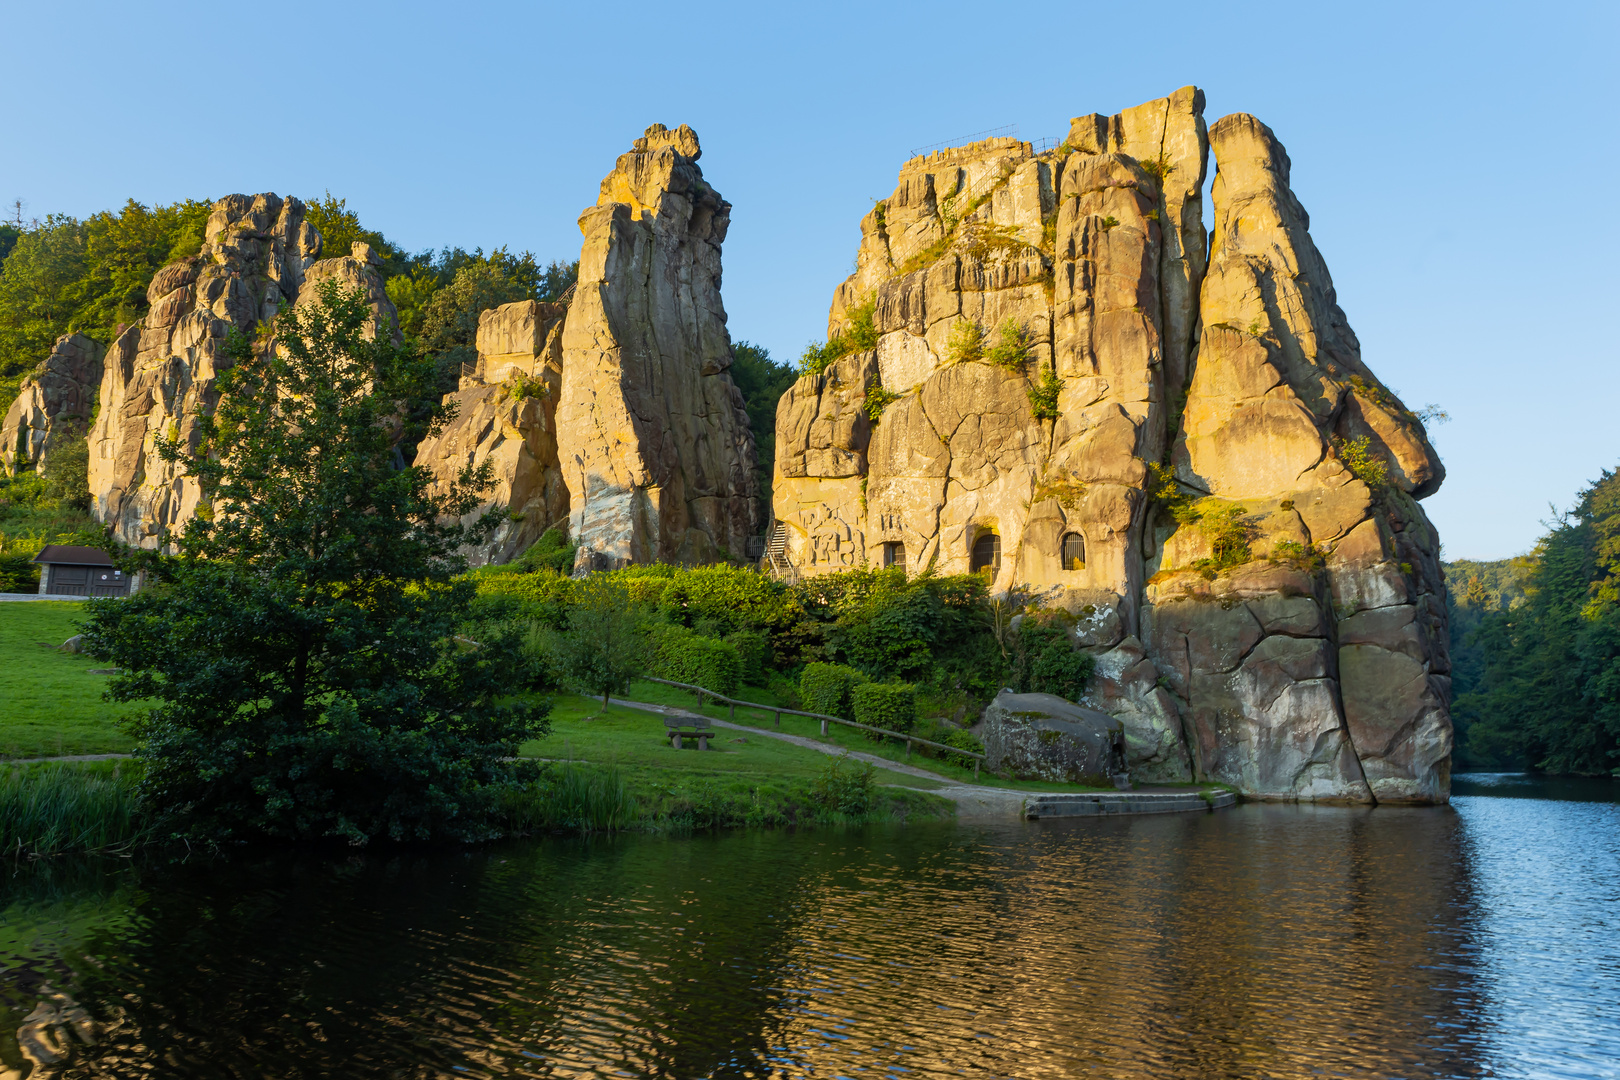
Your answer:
415;124;762;568
2;333;104;475
413;299;571;564
773;88;1452;804
555;123;761;567
88;194;397;547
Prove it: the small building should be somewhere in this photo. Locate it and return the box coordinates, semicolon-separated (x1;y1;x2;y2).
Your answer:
31;545;135;598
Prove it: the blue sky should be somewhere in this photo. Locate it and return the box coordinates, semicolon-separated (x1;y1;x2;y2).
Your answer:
4;0;1614;560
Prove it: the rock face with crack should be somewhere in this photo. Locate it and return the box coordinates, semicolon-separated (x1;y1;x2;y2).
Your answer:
412;299;571;565
87;194;398;547
773;89;1451;803
1;333;105;476
555;123;762;569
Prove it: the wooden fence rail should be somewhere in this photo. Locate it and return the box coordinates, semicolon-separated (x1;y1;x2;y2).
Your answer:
642;676;984;779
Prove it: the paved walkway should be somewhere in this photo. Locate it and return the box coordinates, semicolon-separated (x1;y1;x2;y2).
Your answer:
609;696;1233;820
2;753;133;764
0;592;90;602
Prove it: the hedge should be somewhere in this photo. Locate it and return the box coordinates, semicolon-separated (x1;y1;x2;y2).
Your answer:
851;682;917;741
725;629;771;686
799;662;868;720
651;627;742;697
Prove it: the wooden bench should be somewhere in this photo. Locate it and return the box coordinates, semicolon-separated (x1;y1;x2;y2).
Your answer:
664;714;714;750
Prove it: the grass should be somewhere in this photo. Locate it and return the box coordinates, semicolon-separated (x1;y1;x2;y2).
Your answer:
0;601;141;758
514;691;954;831
0;759;153;856
611;678;1137;795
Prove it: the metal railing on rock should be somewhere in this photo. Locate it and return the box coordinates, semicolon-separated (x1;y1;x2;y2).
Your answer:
643;676;985;779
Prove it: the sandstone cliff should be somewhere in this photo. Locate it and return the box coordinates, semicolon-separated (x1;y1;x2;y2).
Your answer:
412;299;571;564
773;89;1451;804
88;194;398;547
411;124;762;568
554;124;761;568
2;332;104;475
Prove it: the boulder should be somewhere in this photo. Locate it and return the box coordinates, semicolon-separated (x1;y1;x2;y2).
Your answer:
980;690;1127;785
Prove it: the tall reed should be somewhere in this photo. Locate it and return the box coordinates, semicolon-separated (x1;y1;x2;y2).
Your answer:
0;762;154;857
501;762;638;834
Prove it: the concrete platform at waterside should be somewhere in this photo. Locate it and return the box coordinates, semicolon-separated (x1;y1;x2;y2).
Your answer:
1021;789;1237;819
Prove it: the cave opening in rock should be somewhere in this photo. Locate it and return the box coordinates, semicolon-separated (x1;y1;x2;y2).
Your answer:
970;531;1000;576
1062;532;1086;571
883;541;906;571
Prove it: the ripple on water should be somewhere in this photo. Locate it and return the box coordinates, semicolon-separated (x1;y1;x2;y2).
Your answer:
0;783;1614;1079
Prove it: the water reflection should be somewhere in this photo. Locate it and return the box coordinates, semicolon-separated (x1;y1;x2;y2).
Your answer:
0;790;1612;1079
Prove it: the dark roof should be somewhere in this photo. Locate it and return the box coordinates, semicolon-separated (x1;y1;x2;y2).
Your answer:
32;545;116;567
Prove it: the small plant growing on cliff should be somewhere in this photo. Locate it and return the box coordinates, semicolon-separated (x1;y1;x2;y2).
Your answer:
863;381;900;422
1335;435;1390;490
1033;475;1087;510
798;295;878;375
1027;367;1062;420
1271;539;1324;572
946;319;984;363
1138;154;1176;184
986;318;1031;370
1100;215;1120;231
1190;504;1254;577
506;373;548;401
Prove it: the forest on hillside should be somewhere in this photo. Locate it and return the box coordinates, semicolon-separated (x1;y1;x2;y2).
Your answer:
0;195;796;575
1446;467;1620;775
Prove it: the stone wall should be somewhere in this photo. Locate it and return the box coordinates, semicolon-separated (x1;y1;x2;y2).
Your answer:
773;89;1452;803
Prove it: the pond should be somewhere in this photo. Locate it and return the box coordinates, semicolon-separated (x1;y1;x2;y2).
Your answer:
1;775;1616;1078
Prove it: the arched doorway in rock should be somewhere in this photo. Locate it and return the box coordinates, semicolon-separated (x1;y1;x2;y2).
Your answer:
1062;531;1086;571
882;541;906;571
970;530;1000;576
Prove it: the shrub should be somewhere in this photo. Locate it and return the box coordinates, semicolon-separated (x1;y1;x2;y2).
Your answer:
652;626;742;696
798;296;877;375
1336;435;1390;490
863;381;900;422
0;552;38;592
808;755;875;817
1197;504;1253;570
800;661;869;719
725;628;771;685
984;318;1029;370
1027;368;1062;419
913;717;985;768
946;319;983;363
514;527;576;573
1012;613;1095;701
852;681;917;740
547;576;650;707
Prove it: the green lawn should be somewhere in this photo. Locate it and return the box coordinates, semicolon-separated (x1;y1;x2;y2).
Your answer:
0;601;138;758
617;678;1143;794
524;691;952;791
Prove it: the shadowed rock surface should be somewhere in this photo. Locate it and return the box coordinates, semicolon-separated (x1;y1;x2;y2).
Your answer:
772;89;1452;804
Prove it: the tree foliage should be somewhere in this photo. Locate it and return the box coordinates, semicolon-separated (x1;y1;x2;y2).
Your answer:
543;576;649;709
0;201;211;413
82;281;550;845
729;341;796;497
1451;466;1620;774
